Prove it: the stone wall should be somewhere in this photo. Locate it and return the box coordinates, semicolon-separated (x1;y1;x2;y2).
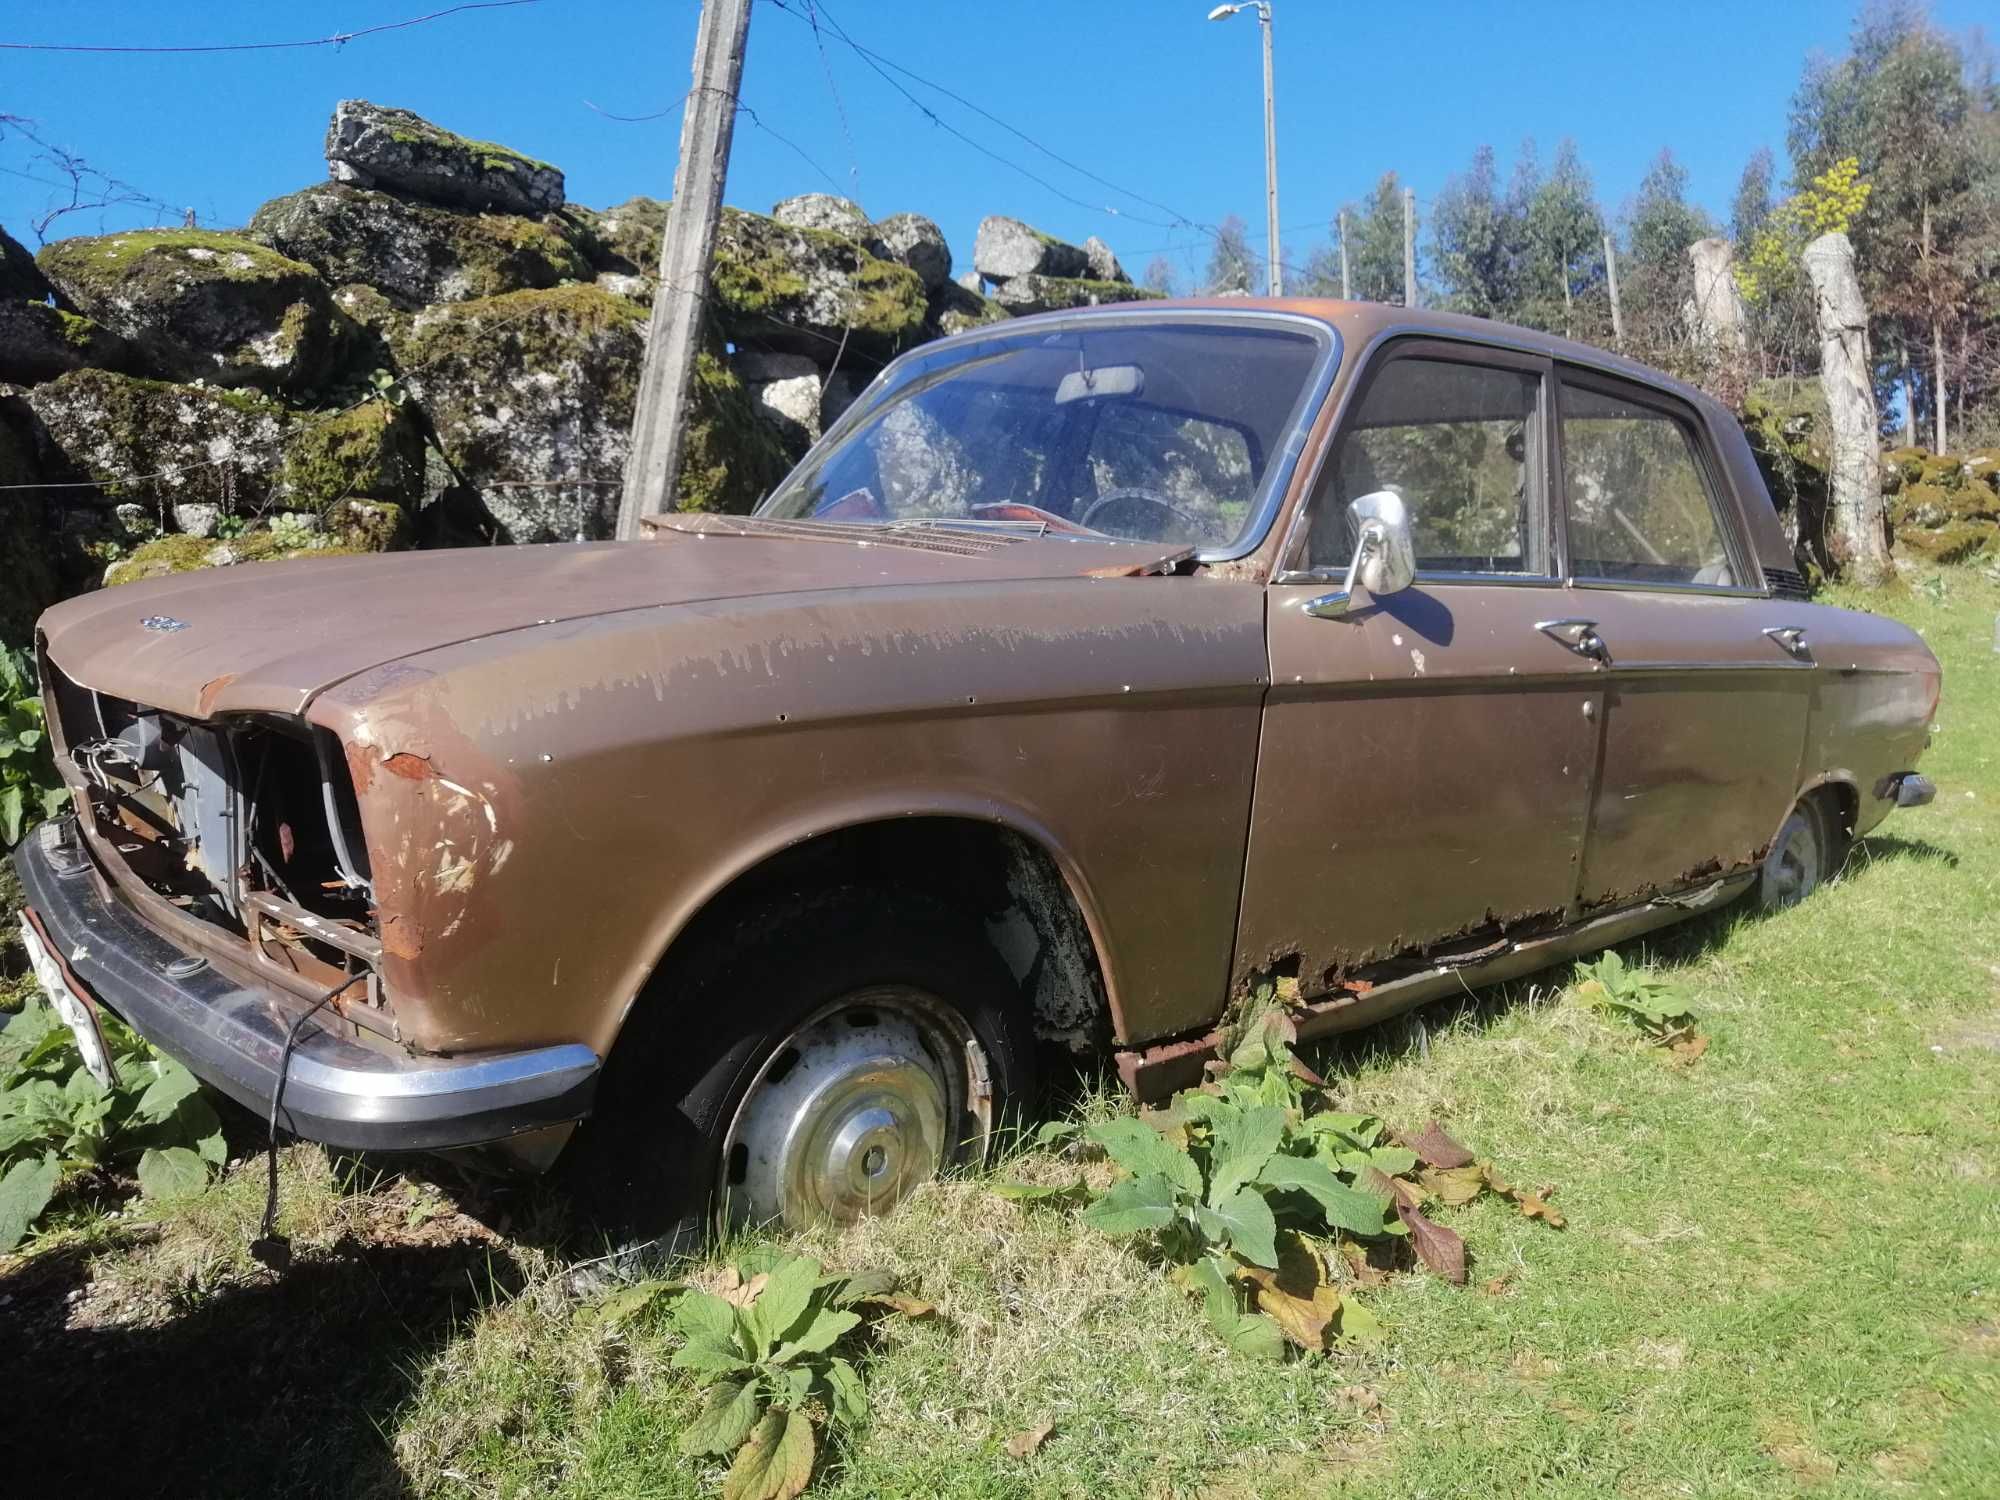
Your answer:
0;99;1161;636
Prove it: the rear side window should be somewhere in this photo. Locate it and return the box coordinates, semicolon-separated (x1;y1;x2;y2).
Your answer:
1561;382;1734;587
1300;355;1546;576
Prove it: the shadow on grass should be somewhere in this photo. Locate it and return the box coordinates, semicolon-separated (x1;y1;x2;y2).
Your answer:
0;1226;528;1500
1848;831;1960;869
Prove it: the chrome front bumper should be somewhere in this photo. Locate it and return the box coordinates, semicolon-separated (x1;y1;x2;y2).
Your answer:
11;817;599;1152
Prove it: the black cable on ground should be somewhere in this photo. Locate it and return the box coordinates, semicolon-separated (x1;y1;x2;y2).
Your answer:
249;973;363;1269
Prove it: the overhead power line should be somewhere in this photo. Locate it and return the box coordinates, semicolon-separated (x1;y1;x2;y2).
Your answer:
0;1;542;55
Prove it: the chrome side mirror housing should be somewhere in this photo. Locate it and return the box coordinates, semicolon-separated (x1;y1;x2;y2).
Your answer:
1305;490;1416;619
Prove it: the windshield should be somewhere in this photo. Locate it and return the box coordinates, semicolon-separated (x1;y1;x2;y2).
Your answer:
759;317;1330;552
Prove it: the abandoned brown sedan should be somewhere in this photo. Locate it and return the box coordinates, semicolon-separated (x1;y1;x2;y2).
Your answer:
14;301;1939;1240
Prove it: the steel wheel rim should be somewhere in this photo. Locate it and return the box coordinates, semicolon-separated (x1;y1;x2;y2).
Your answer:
719;986;993;1229
1768;814;1821;907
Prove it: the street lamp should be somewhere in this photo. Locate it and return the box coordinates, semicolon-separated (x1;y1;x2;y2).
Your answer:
1207;1;1280;297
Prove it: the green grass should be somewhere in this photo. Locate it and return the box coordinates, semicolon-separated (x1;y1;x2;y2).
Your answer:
6;564;1998;1498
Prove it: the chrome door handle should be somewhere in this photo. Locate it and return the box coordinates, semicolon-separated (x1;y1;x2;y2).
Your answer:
1763;625;1812;659
1536;617;1610;663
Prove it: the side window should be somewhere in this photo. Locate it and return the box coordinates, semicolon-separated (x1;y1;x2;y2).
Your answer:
1561;382;1735;587
1300;356;1545;576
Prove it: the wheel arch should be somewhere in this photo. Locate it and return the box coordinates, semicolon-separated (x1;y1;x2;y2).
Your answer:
604;799;1121;1062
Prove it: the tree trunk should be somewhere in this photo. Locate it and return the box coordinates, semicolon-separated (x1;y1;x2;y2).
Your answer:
1900;354;1914;447
1802;233;1891;585
1932;316;1947;454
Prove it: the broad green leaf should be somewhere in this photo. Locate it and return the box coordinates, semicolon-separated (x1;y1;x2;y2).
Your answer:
723;1407;815;1500
675;1288;744;1349
133;1058;201;1124
1187;1255;1284;1363
682;1378;762;1456
1334;1297;1385;1345
820;1267;896;1303
990;1180;1088;1206
1030;1119;1080;1150
1080;1172;1180;1236
0;783;23;847
1206;1105;1287;1207
779;1365;812;1407
1258;1156;1394;1236
1209;1185;1280;1268
822;1356;868;1426
672;1335;752;1375
773;1308;859;1363
0;1002;60;1069
1367;1146;1419;1176
1175;1091;1241;1130
1087;1118;1201;1197
746;1256;822;1354
0;1115;45;1155
1237;1231;1342;1350
592;1279;682;1329
137;1145;209;1200
0;1152;60;1252
62;1064;105;1110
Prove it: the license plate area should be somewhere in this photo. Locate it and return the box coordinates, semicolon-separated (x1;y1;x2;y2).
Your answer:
17;910;119;1089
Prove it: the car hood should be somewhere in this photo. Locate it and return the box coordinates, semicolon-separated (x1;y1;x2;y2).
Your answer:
38;529;1192;720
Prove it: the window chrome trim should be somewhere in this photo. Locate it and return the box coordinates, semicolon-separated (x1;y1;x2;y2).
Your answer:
756;305;1342;567
1272;568;1561;588
1602;658;1818;675
1567;577;1768;600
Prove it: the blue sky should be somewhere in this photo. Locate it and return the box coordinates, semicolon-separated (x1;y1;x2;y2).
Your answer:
3;0;1993;286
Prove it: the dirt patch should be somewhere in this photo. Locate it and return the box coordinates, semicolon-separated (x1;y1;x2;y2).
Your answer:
1930;1009;2000;1053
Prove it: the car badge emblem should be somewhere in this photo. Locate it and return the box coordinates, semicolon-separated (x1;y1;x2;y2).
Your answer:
140;615;188;633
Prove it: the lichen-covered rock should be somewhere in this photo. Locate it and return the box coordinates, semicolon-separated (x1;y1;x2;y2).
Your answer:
871;212;951;292
325;100;564;214
679;347;795;515
0;397;61;645
974;216;1089;282
580;196;668;274
25;369;291;514
0;299;127;383
1740;379;1830;520
1883;445;2000;562
773;194;871;240
1083;236;1129;284
595;271;652;304
1;225;54;302
712;208;926;359
38;231;335;394
277;400;424;514
988;274;1162;314
249;183;589;309
394;284;647;540
732;351;822;456
927;279;1010;338
103;528;377;587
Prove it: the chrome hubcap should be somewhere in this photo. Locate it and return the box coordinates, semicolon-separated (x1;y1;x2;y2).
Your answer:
721;987;990;1229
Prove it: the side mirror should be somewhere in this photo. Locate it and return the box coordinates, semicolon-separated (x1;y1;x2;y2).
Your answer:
1306;490;1416;618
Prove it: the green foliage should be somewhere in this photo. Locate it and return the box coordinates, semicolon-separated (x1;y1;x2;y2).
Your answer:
668;1252;923;1499
1202;213;1255;297
1050;986;1559;1357
1571;950;1705;1060
0;995;226;1250
0;646;67;849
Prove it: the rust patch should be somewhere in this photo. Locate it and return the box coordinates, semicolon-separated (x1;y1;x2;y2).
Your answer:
196;673;237;719
382;752;438;781
344;740;377;794
377;911;424;961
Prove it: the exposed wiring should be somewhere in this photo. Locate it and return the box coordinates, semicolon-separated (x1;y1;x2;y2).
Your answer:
250;972;364;1268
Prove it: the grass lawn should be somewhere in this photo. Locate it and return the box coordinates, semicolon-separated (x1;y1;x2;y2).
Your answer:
5;564;1997;1499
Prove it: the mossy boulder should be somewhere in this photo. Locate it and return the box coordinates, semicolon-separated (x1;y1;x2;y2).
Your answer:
103;528;377;587
277;400;424;514
0;397;62;646
249;183;590;309
1;225;54;302
1883;444;2000;563
927;279;1010;337
988;274;1165;314
326;100;564;215
577;196;668;275
973;216;1089;281
679;347;795;514
0;299;128;383
394;284;647;540
872;212;952;293
38;230;336;394
712;208;927;360
1739;378;1830;521
773;194;873;240
24;369;291;515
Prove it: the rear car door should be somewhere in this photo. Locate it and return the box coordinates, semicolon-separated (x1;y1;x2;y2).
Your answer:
1237;340;1605;994
1554;369;1813;904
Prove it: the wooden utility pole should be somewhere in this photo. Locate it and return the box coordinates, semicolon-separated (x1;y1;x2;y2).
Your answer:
1337;211;1350;299
1603;233;1624;350
1401;187;1416;309
616;0;753;540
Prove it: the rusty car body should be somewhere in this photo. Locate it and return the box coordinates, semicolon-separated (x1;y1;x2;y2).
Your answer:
13;300;1939;1236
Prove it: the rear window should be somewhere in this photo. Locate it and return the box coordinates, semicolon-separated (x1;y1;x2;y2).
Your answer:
1561;382;1735;587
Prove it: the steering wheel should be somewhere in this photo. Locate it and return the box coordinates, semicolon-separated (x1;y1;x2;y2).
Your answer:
1080;487;1207;541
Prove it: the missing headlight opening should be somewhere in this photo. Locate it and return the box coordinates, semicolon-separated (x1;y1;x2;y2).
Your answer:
44;657;390;1033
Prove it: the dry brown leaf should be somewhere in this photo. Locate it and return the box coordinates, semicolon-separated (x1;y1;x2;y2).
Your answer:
1401;1120;1475;1170
1419;1164;1488;1207
1003;1423;1054;1459
1333;1384;1382;1414
1237;1233;1342;1350
1482;1275;1513;1297
1395;1198;1467;1284
1668;1032;1711;1065
720;1272;769;1309
858;1292;937;1319
1517;1187;1566;1229
1338;1240;1391;1289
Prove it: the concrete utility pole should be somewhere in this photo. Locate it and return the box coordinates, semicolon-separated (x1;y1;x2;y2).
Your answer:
616;0;753;540
1208;3;1281;297
1604;233;1624;349
1337;211;1350;299
1402;186;1416;308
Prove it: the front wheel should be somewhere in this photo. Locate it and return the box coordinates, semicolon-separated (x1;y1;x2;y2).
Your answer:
1758;800;1831;910
569;888;1034;1252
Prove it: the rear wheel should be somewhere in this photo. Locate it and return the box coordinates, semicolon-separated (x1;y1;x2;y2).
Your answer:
1758;800;1830;910
569;888;1032;1253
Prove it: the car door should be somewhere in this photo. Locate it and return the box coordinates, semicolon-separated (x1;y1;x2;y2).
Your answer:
1236;340;1606;995
1552;368;1813;905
